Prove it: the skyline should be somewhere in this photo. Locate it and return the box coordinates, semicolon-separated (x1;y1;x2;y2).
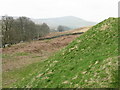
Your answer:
0;0;119;22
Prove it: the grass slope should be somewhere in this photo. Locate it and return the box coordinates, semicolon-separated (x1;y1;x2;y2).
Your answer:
13;17;118;88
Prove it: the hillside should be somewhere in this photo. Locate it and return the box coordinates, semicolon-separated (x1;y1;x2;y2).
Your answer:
8;17;118;88
32;16;96;29
39;26;91;39
2;26;90;88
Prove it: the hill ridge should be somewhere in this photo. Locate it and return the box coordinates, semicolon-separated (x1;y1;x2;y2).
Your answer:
32;16;97;29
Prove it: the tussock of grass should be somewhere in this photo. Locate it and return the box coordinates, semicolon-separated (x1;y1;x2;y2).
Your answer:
12;17;118;88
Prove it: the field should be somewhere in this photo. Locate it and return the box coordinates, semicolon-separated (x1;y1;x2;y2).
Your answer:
2;18;119;88
2;26;90;87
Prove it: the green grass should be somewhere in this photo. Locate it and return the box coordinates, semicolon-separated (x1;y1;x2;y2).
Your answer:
2;60;46;88
2;52;31;64
10;17;118;88
3;52;30;59
2;49;54;87
14;52;30;56
2;54;11;59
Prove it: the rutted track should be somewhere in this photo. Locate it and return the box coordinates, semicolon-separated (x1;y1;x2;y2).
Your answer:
39;32;84;40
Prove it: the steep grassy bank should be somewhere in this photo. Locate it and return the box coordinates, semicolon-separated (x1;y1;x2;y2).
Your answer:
13;17;118;88
2;32;82;88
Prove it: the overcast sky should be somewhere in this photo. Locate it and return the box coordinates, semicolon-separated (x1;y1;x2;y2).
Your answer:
0;0;119;22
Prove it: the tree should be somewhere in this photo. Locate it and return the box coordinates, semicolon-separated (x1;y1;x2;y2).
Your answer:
35;23;50;37
1;16;50;47
14;17;37;41
57;25;71;32
1;16;14;47
40;23;50;36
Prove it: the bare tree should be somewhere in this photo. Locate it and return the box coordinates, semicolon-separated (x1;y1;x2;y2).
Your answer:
1;16;14;47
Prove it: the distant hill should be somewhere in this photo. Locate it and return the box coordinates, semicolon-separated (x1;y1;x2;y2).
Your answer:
0;16;97;31
13;17;118;88
32;16;97;29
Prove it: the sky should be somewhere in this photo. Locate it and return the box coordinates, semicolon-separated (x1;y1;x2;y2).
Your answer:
0;0;119;22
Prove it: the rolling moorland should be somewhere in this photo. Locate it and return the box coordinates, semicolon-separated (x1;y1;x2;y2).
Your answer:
2;17;118;88
32;16;96;29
